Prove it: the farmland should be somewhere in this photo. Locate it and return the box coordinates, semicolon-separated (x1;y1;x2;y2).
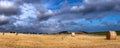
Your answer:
0;33;119;48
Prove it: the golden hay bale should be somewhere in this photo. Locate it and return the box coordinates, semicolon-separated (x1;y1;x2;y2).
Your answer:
15;32;18;35
2;32;5;35
71;32;75;37
106;31;117;40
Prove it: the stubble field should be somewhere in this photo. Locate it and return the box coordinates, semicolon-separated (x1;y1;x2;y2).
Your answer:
0;33;120;48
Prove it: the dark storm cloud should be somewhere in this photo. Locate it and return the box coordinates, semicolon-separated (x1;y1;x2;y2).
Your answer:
0;1;20;15
20;0;120;32
0;0;120;33
35;0;120;20
70;0;120;13
14;0;42;4
19;0;41;3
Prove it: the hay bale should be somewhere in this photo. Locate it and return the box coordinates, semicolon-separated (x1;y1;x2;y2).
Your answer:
2;32;5;35
15;32;18;35
106;31;117;40
71;32;75;37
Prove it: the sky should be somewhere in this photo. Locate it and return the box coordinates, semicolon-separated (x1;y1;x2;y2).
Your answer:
0;0;120;33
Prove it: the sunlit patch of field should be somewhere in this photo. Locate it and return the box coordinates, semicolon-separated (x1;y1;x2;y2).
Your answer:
0;33;120;48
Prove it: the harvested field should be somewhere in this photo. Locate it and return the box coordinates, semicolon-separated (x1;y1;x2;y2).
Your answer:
0;33;120;48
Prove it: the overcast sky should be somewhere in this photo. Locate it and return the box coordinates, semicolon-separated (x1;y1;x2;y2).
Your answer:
0;0;120;33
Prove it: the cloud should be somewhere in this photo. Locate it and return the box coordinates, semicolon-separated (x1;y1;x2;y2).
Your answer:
18;0;42;3
0;1;20;15
36;8;55;21
13;3;37;26
0;15;9;25
0;0;120;33
70;0;120;13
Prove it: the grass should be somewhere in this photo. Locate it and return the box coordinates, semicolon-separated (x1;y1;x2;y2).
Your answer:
0;33;120;48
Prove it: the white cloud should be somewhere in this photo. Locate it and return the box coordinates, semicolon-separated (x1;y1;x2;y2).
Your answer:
71;5;86;11
13;3;37;27
0;15;9;25
44;10;54;16
84;0;91;4
79;5;85;10
71;6;79;11
0;1;14;9
0;15;9;22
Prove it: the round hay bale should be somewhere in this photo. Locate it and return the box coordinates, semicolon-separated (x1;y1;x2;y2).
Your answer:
15;32;18;35
106;31;117;40
2;32;5;35
71;32;75;37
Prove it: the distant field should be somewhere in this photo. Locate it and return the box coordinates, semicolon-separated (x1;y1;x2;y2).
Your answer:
0;33;120;48
88;31;120;35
